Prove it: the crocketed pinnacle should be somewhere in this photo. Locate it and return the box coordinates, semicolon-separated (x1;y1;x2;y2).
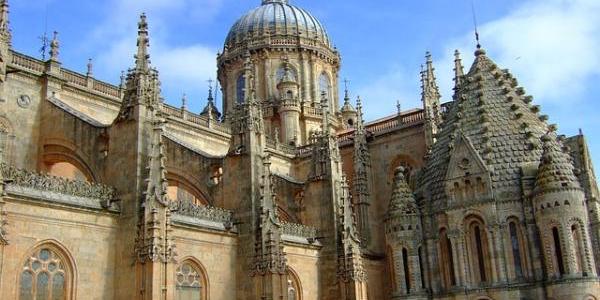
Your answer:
388;167;418;216
534;133;581;194
0;0;11;43
135;13;150;71
418;47;549;206
453;50;464;90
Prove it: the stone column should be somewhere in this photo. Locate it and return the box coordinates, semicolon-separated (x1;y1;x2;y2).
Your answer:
490;224;508;284
448;232;462;286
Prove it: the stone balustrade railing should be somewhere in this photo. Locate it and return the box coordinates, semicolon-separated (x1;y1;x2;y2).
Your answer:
281;222;318;239
0;163;117;210
169;200;234;224
160;103;232;135
11;51;122;100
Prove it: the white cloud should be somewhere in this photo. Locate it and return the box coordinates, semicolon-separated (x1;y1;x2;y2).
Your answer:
438;0;600;105
359;0;600;121
355;64;422;119
84;0;224;110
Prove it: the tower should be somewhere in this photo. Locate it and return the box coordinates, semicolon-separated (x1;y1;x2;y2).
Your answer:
386;167;426;299
217;0;342;145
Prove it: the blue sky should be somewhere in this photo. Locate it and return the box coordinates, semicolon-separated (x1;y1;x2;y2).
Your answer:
9;0;600;171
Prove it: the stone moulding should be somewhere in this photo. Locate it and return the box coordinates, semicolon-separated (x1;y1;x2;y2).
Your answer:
0;163;119;211
169;200;236;232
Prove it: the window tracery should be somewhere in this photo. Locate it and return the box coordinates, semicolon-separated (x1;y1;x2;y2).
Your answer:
19;244;73;300
175;260;208;300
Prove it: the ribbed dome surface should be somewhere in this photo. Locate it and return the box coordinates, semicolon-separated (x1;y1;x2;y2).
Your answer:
225;0;331;48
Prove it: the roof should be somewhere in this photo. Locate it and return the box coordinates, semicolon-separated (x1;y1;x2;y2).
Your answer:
224;0;331;49
418;48;550;206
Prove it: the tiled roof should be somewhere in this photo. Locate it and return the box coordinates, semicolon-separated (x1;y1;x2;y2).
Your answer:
418;48;549;207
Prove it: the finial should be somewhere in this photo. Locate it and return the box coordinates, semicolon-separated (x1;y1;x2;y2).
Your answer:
135;13;150;70
343;78;350;104
471;0;486;56
356;95;362;109
86;58;93;77
181;93;187;111
49;31;59;61
207;78;214;103
579;128;583;136
396;100;401;115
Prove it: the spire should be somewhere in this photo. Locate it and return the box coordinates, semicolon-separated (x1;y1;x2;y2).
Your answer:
201;79;222;120
353;94;372;246
534;133;581;195
0;0;11;44
453;49;464;90
388;167;418;216
135;13;150;71
320;91;330;134
86;58;93;77
49;31;59;61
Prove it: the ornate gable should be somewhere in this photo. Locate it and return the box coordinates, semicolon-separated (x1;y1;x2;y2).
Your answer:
444;132;493;204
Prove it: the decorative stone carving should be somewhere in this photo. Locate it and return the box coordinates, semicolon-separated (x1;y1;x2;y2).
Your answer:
16;94;30;108
281;222;317;239
0;162;116;206
170;200;233;224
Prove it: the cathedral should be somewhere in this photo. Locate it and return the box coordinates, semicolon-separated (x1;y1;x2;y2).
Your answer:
0;0;599;299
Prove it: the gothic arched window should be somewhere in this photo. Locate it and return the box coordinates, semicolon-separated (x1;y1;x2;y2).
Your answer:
287;267;302;300
508;220;527;279
465;217;491;285
318;73;330;101
552;227;565;276
175;260;208;300
236;74;246;104
402;247;411;294
19;243;74;300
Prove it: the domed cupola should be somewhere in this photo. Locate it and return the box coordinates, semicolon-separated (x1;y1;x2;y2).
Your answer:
217;0;342;146
224;0;332;52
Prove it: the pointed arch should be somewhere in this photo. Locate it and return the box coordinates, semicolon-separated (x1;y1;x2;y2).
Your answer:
18;239;77;300
286;266;302;300
42;143;96;182
505;217;530;280
175;257;210;300
464;215;492;285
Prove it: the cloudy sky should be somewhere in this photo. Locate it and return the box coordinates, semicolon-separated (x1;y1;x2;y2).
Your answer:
10;0;600;170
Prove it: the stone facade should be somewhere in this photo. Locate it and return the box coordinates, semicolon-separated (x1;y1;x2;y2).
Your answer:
0;0;598;299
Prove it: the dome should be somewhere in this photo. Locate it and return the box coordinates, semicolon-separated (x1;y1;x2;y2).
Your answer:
224;0;331;49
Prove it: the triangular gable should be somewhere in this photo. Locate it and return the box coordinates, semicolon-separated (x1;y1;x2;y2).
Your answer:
445;132;488;181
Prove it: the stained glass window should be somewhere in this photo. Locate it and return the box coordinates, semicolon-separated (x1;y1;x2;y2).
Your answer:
19;246;69;300
176;261;205;300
